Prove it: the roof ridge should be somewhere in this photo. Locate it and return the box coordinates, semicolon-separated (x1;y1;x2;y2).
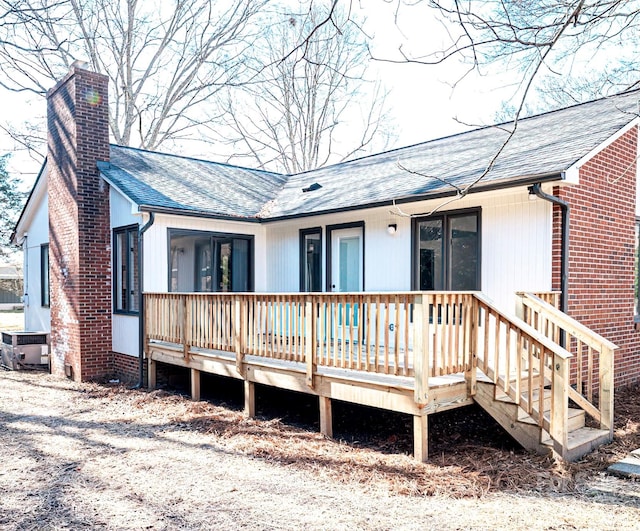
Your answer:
109;144;287;178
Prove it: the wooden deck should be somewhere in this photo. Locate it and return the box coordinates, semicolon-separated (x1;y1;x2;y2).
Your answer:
144;291;616;461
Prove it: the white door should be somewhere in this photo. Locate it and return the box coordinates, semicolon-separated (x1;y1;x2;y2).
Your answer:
330;227;363;292
330;227;363;336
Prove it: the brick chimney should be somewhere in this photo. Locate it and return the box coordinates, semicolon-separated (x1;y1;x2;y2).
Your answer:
47;62;112;381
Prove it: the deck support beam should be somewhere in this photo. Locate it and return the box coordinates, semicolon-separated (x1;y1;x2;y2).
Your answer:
244;380;255;418
148;358;156;390
319;396;333;438
413;414;428;462
191;368;201;401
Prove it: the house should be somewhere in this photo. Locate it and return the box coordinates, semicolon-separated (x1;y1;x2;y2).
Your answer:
12;63;640;461
0;264;23;310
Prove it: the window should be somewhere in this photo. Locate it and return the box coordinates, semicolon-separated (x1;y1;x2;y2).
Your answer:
169;230;253;292
114;225;139;313
413;210;480;290
41;244;50;307
300;228;322;292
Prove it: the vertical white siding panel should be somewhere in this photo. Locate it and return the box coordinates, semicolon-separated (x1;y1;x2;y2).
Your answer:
23;191;50;332
112;315;139;356
264;189;552;310
481;191;552;311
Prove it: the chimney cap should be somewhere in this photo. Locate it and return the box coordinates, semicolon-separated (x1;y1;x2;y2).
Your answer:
71;59;89;71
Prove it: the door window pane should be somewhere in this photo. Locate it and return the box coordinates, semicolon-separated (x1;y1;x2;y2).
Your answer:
232;238;250;292
418;219;443;290
449;214;478;290
301;231;322;292
195;240;212;292
168;230;253;293
339;237;360;292
217;241;232;292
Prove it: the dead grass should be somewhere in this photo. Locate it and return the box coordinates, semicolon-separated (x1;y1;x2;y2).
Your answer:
0;310;24;331
1;370;639;530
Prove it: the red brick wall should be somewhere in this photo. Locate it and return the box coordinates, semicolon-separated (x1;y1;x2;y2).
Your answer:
47;65;112;381
112;352;142;384
553;126;639;389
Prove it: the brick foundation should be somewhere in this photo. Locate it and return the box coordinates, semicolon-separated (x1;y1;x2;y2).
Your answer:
47;64;112;382
112;351;142;384
553;126;640;389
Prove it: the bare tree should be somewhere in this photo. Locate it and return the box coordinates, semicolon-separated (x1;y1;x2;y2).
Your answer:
373;1;639;103
352;0;639;216
0;154;25;257
214;2;393;173
0;0;268;152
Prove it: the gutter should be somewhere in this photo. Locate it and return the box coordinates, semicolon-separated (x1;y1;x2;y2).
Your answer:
135;212;155;389
529;183;570;316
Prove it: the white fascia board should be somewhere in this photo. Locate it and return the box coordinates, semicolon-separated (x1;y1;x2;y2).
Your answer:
100;172;141;216
13;162;48;244
563;116;640;185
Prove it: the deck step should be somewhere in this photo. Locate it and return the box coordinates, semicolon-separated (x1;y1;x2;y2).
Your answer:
474;382;549;455
541;427;612;461
518;407;585;432
474;381;607;461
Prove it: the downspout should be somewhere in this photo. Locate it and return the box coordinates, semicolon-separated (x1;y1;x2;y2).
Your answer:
135;212;155;389
529;183;570;316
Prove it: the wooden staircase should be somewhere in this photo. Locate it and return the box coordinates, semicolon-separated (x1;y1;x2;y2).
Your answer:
469;292;616;461
475;380;611;461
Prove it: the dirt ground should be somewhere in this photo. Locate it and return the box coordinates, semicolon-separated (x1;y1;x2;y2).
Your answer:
0;369;639;531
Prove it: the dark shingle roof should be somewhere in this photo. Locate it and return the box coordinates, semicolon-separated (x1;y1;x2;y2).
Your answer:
99;89;640;220
266;89;640;218
99;146;287;219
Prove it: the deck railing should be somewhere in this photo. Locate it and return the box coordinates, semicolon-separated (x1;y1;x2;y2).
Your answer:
517;292;616;435
145;290;606;453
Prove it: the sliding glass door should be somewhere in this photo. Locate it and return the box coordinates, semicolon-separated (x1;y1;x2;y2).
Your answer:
169;230;253;292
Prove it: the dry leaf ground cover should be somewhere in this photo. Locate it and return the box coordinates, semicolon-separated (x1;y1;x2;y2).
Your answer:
1;368;639;530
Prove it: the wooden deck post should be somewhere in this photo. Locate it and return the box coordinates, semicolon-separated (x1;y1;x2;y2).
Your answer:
319;396;333;438
244;380;255;418
191;368;201;401
235;296;245;376
465;295;478;397
413;294;428;405
148;358;156;390
182;296;190;360
551;353;569;457
599;345;615;435
305;298;316;388
413;414;428;462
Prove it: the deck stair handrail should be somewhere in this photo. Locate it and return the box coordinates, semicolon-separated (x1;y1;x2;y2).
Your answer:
517;292;616;437
471;292;574;453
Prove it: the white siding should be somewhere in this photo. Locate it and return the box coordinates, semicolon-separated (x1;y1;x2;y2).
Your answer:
265;186;552;313
110;188;139;228
22;189;50;332
112;314;139;356
110;188;141;356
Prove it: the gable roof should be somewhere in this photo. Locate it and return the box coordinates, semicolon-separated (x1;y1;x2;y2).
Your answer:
97;88;640;221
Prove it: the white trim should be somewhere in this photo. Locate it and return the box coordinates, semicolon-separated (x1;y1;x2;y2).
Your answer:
100;172;140;215
564;116;640;185
14;164;48;244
